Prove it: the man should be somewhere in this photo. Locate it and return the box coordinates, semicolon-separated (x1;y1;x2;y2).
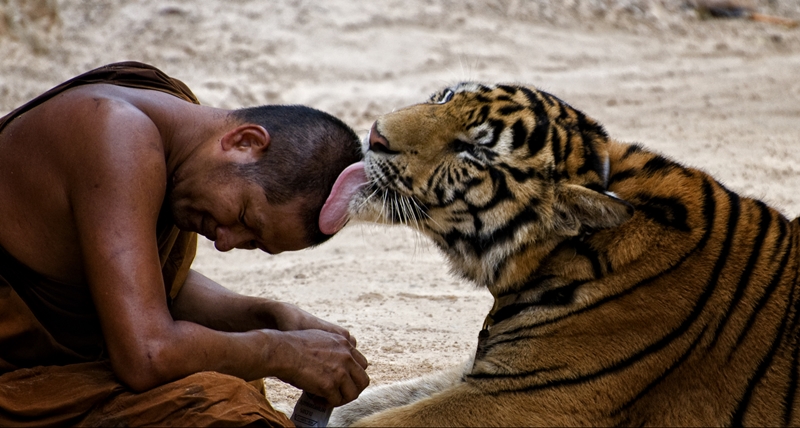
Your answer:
0;62;368;426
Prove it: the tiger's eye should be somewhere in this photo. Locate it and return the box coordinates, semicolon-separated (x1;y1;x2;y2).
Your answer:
437;89;454;104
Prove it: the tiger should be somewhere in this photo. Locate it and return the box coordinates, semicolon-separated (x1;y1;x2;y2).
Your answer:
326;82;800;426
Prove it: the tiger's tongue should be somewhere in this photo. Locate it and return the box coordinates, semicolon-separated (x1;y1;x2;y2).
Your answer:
319;161;367;235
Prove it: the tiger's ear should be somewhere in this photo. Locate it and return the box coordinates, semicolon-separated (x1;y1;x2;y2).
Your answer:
553;183;634;236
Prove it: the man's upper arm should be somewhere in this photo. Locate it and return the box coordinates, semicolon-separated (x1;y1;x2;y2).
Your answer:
64;98;175;377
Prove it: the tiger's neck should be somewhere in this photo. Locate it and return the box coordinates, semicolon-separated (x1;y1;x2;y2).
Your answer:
433;138;785;304
429;140;620;299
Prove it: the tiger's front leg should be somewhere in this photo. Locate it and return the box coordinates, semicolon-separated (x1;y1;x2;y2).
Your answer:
330;359;471;427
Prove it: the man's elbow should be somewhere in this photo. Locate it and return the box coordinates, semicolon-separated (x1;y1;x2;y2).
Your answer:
109;344;175;392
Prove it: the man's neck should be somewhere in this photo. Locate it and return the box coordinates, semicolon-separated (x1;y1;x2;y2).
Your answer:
164;105;235;186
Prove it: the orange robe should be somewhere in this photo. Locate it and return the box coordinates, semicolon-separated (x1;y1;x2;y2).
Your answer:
0;62;292;427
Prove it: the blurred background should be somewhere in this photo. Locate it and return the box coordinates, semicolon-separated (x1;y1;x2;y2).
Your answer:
2;0;798;410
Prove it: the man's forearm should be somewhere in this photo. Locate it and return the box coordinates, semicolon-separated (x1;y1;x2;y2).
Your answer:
115;316;368;406
122;321;276;390
170;269;280;332
171;270;357;343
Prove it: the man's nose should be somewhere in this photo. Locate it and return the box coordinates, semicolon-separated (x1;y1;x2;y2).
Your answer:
214;227;246;252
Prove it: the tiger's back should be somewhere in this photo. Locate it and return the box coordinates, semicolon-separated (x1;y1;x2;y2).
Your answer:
333;83;800;426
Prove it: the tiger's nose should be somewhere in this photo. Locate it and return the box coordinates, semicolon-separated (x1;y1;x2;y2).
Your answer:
368;122;394;154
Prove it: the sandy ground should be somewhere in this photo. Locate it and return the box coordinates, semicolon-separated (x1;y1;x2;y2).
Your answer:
2;0;799;412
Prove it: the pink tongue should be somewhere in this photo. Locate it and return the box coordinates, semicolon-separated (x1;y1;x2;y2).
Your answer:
319;162;367;235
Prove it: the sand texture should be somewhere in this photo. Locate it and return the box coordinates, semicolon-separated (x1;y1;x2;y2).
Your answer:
2;0;799;411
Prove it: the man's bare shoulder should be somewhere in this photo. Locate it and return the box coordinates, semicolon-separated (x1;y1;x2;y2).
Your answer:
0;84;172;282
20;85;172;180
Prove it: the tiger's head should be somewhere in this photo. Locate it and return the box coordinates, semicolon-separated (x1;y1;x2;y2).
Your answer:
351;83;634;295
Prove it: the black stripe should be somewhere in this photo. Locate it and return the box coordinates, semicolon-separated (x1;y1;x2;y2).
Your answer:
610;323;711;417
499;163;536;184
622;144;644;159
463;156;487;171
519;86;541;107
642;154;673;175
496;274;558;300
550;127;562;167
477;167;513;211
486;119;506;148
489;281;584;326
400;173;414;190
730;229;796;425
428;163;446;204
467;364;564;381
439;195;541;258
575;109;608;139
539;91;557;109
634;194;691;232
576;137;603;180
468;105;490;129
786;332;799;425
498;104;524;116
731;218;790;351
552;95;569;120
510;119;528;150
434;175;483;210
474;200;542;257
497;85;518;95
527;101;549;154
786;270;800;425
527;120;548;157
608;168;637;184
474;94;491;103
709;200;771;350
518;87;550;158
465;108;476;124
561;129;574;179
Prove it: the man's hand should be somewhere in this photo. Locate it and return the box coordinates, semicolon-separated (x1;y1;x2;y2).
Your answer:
269;301;357;346
266;329;369;407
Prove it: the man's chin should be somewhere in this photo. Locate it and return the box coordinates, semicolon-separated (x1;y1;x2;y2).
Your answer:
168;204;201;235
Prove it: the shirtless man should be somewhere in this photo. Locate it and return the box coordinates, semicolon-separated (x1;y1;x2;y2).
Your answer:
0;62;367;426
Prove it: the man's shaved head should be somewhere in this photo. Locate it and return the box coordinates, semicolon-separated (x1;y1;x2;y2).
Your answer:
230;105;362;246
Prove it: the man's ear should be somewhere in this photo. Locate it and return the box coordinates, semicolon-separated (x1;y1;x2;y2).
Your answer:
220;124;271;161
552;183;634;236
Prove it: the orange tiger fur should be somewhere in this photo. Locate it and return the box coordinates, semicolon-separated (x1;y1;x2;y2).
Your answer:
332;82;800;426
